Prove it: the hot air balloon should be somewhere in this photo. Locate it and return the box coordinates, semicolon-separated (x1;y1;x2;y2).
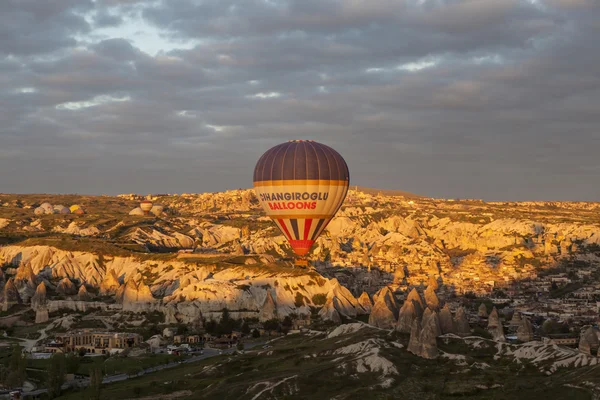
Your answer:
253;140;349;265
140;200;153;215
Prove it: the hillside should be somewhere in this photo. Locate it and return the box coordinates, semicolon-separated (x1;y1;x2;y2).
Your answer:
56;323;600;399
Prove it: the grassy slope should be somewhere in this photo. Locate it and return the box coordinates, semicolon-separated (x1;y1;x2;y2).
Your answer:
53;327;597;400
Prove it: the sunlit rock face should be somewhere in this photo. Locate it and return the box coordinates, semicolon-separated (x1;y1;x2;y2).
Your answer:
396;300;418;333
318;297;341;324
357;292;373;314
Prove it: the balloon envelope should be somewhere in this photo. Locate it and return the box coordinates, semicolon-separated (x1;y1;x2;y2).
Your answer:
140;201;153;213
253;140;349;256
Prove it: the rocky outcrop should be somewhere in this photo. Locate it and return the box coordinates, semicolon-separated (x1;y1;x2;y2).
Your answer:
487;307;500;328
396;300;418;333
78;285;92;301
427;275;439;291
56;278;77;295
487;307;504;341
259;290;278;321
15;264;36;284
2;278;23;311
490;322;505;342
405;288;424;309
121;280;156;311
510;311;522;326
420;315;440;359
454;306;470;336
368;290;397;329
372;286;399;318
99;270;120;295
439;304;455;334
35;308;49;324
327;279;362;317
407;318;422;355
517;317;534;342
357;292;373;314
478;303;488;318
318;297;341;324
580;327;599;352
31;282;47;311
422;308;442;337
579;335;592;355
424;285;440;310
407;314;439;359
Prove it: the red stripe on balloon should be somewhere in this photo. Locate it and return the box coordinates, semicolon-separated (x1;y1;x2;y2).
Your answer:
277;219;293;241
303;219;312;240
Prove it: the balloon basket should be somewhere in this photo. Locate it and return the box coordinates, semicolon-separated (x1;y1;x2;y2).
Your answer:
295;258;309;268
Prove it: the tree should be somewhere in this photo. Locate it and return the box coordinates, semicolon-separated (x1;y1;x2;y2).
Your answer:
251;329;260;338
47;353;66;398
241;321;251;335
236;342;244;351
65;353;80;374
88;368;103;400
263;318;280;332
4;346;26;388
204;320;217;334
217;308;235;335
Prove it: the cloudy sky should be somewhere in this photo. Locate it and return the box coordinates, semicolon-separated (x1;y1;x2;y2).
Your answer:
1;0;599;201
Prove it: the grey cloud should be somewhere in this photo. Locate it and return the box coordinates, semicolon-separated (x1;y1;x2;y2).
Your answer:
0;0;599;200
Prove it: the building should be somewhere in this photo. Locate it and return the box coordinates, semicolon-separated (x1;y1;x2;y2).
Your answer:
542;334;579;346
53;330;143;354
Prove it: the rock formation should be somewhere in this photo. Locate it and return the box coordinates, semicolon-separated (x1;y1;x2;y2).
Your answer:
405;288;424;309
318;297;341;324
439;304;455;334
487;307;500;328
478;303;488;318
2;278;22;311
259;290;278;321
99;270;121;295
510;311;522;326
407;314;439;359
424;285;440;310
31;282;47;311
580;327;600;352
396;299;418;333
327;279;363;317
454;306;470;336
357;292;373;314
35;308;49;324
579;335;592;355
420;315;440;359
427;275;439;291
78;285;92;301
372;286;399;318
120;280;156;309
517;317;534;342
487;307;504;341
407;318;422;355
368;291;398;329
56;278;77;295
422;308;442;337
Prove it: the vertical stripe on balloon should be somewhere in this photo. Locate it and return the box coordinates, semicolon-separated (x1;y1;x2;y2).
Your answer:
277;219;293;241
290;219;300;240
303;219;312;240
311;219;325;241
